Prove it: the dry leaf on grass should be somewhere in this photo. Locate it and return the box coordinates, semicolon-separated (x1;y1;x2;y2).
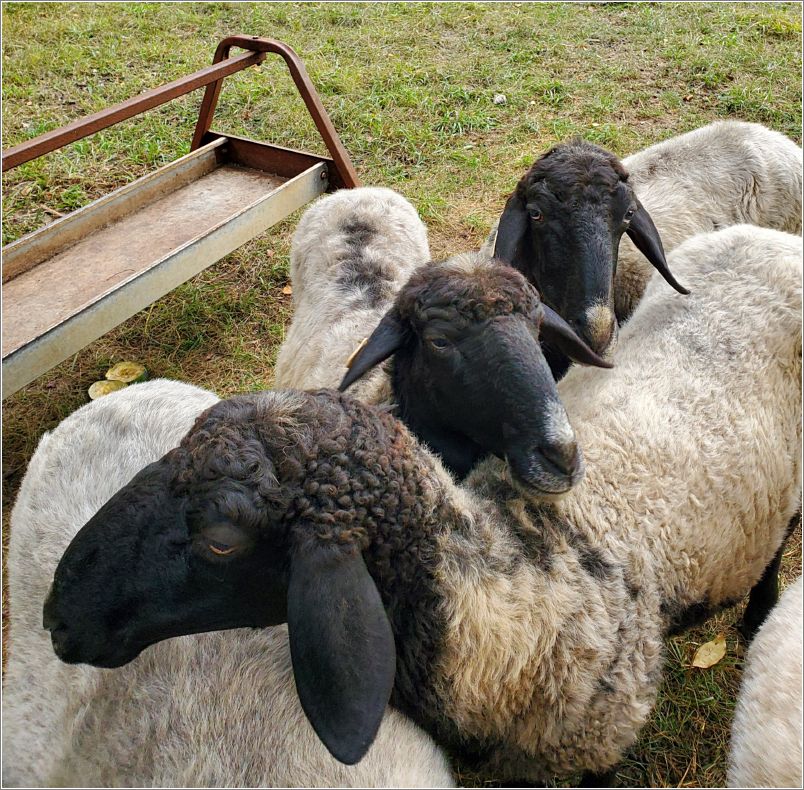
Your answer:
105;361;148;383
88;380;127;400
692;633;727;668
281;285;293;295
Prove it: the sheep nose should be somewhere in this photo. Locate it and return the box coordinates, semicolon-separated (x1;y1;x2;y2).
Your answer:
577;303;616;353
539;442;580;477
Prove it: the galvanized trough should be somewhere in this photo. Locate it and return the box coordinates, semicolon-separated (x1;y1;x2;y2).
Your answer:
1;35;359;399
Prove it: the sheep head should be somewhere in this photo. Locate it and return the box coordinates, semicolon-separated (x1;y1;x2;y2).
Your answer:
493;138;689;354
42;390;438;765
339;256;611;487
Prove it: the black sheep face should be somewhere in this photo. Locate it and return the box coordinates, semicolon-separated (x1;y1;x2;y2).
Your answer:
393;264;583;489
340;261;611;489
43;390;421;765
43;391;367;670
493;139;688;355
42;426;295;669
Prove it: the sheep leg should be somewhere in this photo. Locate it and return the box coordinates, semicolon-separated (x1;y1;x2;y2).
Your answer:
578;767;618;787
739;510;800;641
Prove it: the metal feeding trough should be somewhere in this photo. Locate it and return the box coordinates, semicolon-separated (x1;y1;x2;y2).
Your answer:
1;35;360;399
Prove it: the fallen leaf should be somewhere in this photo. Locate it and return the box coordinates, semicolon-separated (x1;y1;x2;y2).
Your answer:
282;285;293;295
88;380;126;400
265;249;275;258
105;361;148;383
692;633;727;668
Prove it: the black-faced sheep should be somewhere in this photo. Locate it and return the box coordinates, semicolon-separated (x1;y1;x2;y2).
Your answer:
339;252;611;484
42;225;801;782
1;380;454;788
486;120;803;374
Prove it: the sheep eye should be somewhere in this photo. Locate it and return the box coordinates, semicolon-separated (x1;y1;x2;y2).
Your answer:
428;337;450;350
530;209;544;222
208;541;237;556
624;208;636;221
198;523;249;559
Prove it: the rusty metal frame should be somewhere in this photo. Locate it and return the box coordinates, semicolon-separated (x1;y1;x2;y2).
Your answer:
1;35;359;188
1;35;360;398
2;140;328;399
191;35;359;189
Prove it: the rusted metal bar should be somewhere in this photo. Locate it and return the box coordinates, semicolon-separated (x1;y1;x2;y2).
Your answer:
2;50;263;172
190;35;360;189
202;130;333;181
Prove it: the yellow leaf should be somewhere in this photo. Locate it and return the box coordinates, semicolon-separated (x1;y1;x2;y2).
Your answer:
282;285;293;295
88;380;127;400
692;633;727;669
105;361;148;383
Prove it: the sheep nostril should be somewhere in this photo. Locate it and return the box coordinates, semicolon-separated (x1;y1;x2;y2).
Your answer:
538;443;580;477
47;625;72;660
42;586;63;632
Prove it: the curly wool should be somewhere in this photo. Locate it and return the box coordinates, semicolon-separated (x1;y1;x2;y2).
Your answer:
396;257;543;325
2;381;455;788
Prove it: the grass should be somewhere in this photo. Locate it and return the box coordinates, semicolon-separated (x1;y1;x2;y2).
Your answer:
2;2;802;787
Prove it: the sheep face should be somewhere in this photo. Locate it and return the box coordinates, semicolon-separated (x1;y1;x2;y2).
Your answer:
493;139;688;354
42;453;291;670
43;390;427;765
340;259;611;490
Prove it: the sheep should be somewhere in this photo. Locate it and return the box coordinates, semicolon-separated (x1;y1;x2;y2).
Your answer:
727;576;803;789
1;379;455;788
273;185;431;404
484;120;803;374
42;223;801;784
338;251;612;483
275;187;610;483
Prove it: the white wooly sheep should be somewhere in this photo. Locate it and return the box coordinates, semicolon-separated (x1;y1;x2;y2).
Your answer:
728;576;803;789
1;380;454;788
273;186;430;403
36;225;802;784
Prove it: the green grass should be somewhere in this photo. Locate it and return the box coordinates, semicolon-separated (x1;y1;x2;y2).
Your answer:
2;2;802;787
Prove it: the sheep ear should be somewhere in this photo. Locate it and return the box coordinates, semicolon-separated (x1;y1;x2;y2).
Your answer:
540;305;614;369
493;192;529;269
626;200;690;295
338;310;406;392
287;542;396;765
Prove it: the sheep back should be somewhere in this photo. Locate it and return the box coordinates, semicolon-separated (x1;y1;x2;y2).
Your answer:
560;224;801;618
273;186;430;402
615;120;803;320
